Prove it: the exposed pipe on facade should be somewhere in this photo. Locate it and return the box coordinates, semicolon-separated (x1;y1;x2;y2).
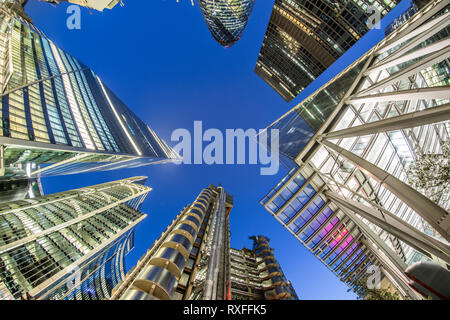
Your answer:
118;188;213;300
203;187;226;300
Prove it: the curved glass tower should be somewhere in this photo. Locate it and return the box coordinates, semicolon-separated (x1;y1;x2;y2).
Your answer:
0;176;150;300
0;5;180;181
198;0;255;47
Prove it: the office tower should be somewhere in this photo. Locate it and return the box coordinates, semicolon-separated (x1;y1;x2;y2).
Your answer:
0;176;150;300
40;0;123;12
259;0;449;299
229;236;298;300
0;5;179;181
254;0;400;102
110;185;298;300
198;0;255;47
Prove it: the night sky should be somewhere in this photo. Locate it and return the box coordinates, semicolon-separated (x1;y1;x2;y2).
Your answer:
24;0;411;299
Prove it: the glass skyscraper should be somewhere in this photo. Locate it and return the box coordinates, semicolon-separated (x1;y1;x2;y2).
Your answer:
198;0;256;47
111;185;298;300
260;0;449;299
254;0;401;102
0;176;150;300
0;5;179;181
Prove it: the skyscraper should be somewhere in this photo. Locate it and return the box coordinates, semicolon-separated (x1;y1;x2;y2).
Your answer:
0;176;150;300
254;0;400;102
0;5;179;181
259;0;449;299
229;235;298;300
110;185;298;300
198;0;256;47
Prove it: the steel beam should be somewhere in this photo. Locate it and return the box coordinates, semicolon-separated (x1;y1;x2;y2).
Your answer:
322;140;450;241
376;9;449;56
304;209;340;246
368;38;450;75
358;45;450;96
324;102;450;139
346;87;450;105
326;191;450;264
274;173;317;216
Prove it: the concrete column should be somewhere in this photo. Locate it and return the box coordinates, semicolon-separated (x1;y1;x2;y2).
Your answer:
274;173;317;215
367;37;450;75
287;186;326;226
294;201;331;236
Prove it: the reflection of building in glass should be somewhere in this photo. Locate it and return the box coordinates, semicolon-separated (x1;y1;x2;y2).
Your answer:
255;0;400;102
198;0;255;47
259;0;450;299
0;6;179;182
0;176;150;300
0;176;43;203
385;0;431;35
111;185;298;300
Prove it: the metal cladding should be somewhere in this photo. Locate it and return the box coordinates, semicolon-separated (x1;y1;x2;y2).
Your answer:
0;5;180;181
251;236;297;300
198;0;255;47
119;188;213;300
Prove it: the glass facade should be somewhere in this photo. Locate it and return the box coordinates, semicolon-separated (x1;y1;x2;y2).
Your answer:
0;7;179;180
198;0;255;47
254;0;400;102
260;0;449;298
0;176;150;300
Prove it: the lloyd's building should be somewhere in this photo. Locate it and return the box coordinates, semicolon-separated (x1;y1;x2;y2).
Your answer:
111;185;298;300
260;0;450;299
0;2;180;182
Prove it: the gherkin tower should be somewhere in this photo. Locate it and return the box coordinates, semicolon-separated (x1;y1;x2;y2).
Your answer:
198;0;255;47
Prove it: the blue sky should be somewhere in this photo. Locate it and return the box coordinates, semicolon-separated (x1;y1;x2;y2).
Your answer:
25;0;411;300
